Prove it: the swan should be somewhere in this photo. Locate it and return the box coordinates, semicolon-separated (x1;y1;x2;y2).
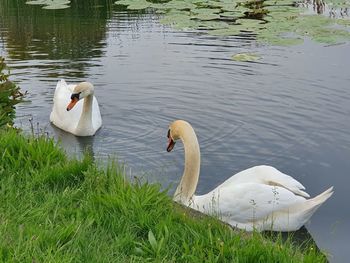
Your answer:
50;79;102;136
166;120;334;231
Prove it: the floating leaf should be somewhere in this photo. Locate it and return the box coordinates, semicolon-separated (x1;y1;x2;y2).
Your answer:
191;8;221;14
220;11;241;19
327;0;350;8
173;19;200;29
112;0;350;48
192;13;220;20
43;4;70;9
336;19;350;27
115;0;135;6
264;0;295;5
26;0;70;9
26;0;48;5
160;12;191;25
258;34;304;46
205;0;227;9
231;53;261;62
197;20;230;30
164;0;196;10
221;3;242;12
127;1;151;10
235;18;265;31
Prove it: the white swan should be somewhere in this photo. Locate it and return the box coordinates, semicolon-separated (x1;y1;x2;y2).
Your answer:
50;79;102;136
166;120;334;231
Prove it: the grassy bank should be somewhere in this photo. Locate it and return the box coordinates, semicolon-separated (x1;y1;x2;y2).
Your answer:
0;129;327;262
0;58;327;262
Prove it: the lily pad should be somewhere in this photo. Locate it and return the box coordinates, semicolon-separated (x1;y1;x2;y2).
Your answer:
26;0;48;5
26;0;70;9
221;3;242;12
208;25;242;36
127;0;152;10
160;11;190;23
235;18;265;31
258;34;304;46
327;0;350;8
264;0;295;5
192;13;221;20
191;6;237;20
197;20;230;30
220;11;241;19
231;53;261;62
164;0;197;10
112;0;350;48
191;8;221;14
115;0;138;6
42;4;70;9
336;19;350;27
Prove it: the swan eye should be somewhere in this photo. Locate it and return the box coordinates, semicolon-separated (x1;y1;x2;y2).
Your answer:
167;129;170;138
70;92;81;100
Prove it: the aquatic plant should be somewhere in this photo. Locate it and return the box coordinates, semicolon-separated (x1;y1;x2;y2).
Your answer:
232;52;261;61
0;57;24;128
24;0;350;46
26;0;71;9
115;0;350;46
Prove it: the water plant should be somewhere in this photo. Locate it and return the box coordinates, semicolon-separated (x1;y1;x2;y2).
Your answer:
0;57;24;128
232;52;261;61
24;0;350;46
26;0;71;9
115;0;350;46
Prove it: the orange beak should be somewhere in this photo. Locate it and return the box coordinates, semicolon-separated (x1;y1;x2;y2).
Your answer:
66;97;78;111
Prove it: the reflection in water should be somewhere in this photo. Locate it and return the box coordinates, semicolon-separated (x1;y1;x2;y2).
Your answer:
0;0;114;79
51;124;95;159
1;1;350;262
300;0;350;18
313;0;325;14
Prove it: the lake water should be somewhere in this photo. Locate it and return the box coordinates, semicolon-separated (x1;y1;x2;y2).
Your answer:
1;1;349;262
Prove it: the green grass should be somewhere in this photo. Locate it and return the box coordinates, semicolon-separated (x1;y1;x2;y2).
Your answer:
0;128;328;263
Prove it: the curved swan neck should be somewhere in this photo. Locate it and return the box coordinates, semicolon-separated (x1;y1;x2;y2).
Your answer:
174;124;200;204
76;94;94;133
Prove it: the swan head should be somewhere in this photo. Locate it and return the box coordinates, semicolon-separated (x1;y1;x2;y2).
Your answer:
66;82;94;111
167;120;192;152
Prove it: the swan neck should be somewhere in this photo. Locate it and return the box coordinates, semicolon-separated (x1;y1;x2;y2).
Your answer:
77;94;93;131
174;126;200;204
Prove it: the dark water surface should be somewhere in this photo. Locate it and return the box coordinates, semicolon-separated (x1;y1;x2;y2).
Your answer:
1;1;349;262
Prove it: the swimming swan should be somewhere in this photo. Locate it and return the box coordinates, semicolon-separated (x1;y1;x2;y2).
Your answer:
50;79;102;136
166;120;333;231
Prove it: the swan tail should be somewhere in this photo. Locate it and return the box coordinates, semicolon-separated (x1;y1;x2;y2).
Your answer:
289;186;334;229
266;187;334;231
306;186;333;211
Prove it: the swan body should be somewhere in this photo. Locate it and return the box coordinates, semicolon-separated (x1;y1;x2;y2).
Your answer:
50;79;102;136
166;120;333;231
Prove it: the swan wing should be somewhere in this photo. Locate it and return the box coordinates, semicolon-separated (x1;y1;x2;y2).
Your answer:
193;182;306;230
50;79;83;133
222;165;309;198
92;96;102;131
217;183;305;220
